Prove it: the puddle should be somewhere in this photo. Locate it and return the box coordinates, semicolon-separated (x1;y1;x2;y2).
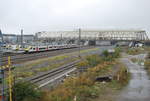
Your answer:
118;56;150;101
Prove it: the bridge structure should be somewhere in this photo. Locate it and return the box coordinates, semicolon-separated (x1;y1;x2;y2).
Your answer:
35;29;149;43
97;30;149;41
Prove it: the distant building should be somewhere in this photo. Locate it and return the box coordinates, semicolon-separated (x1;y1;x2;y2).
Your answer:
17;35;35;44
2;34;35;44
3;34;17;44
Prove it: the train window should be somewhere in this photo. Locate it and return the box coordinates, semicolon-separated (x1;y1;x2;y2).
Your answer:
39;48;46;50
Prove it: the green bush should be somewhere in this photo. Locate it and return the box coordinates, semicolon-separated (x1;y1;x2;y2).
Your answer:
75;85;99;101
86;55;102;67
103;50;109;57
113;48;121;58
127;48;143;55
102;48;120;61
144;59;150;74
10;81;41;101
113;65;130;86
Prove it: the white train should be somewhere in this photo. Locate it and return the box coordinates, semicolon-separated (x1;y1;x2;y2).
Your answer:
1;44;24;53
1;44;81;53
24;44;78;53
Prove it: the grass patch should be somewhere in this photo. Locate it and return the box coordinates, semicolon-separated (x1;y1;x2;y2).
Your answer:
131;58;144;66
131;58;138;63
80;48;99;54
14;55;69;72
143;46;150;52
121;46;150;55
14;58;78;79
144;59;150;74
34;62;66;72
126;48;144;55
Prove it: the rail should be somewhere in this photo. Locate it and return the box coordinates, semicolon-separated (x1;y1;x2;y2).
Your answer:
23;60;80;87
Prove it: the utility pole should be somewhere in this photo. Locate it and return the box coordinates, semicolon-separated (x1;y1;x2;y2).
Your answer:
0;30;4;43
0;30;5;101
21;29;23;48
95;33;96;46
78;28;81;58
61;34;62;45
8;56;12;101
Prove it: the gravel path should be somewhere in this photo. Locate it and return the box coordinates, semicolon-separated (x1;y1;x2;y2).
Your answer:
117;54;150;101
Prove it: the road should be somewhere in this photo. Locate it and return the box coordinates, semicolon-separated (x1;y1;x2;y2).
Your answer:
118;54;150;101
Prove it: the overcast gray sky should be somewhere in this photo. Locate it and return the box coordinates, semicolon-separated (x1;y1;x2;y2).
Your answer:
0;0;150;35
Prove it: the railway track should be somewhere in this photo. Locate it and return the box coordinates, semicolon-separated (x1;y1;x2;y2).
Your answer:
1;46;94;65
0;61;78;94
0;60;79;93
24;46;114;88
25;60;80;88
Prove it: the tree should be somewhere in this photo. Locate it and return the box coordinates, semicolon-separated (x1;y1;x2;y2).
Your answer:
11;81;41;101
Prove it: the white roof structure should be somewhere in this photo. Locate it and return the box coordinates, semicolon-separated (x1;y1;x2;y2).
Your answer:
35;29;148;41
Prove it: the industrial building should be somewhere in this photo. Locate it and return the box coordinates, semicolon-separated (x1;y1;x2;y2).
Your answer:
0;31;35;44
16;35;35;44
3;34;17;44
35;29;148;41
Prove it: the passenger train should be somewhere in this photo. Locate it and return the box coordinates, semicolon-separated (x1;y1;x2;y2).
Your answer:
24;44;78;53
1;44;79;53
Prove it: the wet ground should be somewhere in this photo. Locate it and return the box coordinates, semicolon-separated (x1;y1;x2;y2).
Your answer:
118;54;150;101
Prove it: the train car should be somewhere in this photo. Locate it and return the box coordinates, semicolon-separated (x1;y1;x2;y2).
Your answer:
1;44;23;53
11;45;19;51
38;45;48;51
47;45;58;50
24;45;45;53
24;44;80;53
1;44;13;53
24;45;56;53
68;44;78;48
10;45;25;53
54;44;68;49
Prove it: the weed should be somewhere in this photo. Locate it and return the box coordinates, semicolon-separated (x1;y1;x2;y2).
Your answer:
144;59;150;74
